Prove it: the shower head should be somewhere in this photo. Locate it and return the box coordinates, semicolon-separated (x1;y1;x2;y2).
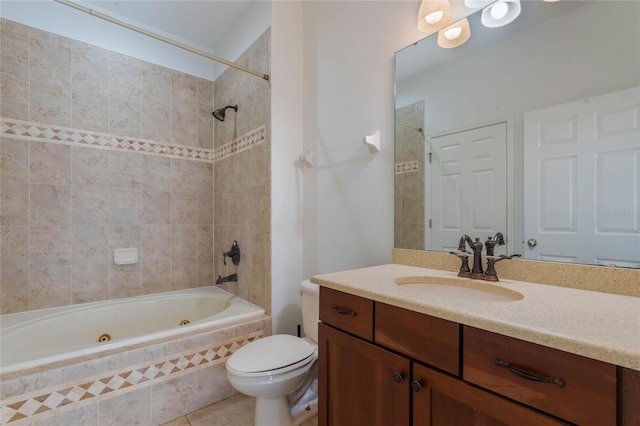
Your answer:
212;104;238;122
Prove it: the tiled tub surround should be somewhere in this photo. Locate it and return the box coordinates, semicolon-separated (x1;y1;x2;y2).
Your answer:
0;314;272;425
394;101;424;251
0;19;272;315
213;29;271;314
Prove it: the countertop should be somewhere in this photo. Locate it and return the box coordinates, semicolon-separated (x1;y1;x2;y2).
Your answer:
311;263;640;371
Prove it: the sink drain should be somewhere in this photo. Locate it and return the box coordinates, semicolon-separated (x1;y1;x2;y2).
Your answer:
179;319;190;326
97;333;111;342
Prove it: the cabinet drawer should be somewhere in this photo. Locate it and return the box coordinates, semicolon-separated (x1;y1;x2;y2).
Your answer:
375;303;460;375
319;287;373;341
463;327;617;426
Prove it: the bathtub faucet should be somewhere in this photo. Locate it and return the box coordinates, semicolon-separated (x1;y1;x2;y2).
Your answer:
216;273;238;285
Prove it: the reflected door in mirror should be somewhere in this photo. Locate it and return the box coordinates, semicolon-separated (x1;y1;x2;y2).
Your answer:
524;87;640;268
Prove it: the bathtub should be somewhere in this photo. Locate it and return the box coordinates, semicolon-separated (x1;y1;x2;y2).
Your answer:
0;286;270;425
0;286;266;375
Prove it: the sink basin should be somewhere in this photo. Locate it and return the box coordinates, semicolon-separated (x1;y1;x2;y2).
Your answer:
393;276;524;302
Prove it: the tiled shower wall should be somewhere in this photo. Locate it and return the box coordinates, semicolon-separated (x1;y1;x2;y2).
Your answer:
394;101;425;250
214;29;271;313
0;19;272;315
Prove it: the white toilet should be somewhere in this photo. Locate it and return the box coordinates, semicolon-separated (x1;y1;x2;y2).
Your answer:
226;280;320;426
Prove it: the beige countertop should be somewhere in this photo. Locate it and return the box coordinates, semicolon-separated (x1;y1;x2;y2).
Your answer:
311;263;640;371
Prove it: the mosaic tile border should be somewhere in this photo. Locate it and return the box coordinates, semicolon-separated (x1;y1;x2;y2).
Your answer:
0;331;263;425
395;160;419;174
0;119;266;164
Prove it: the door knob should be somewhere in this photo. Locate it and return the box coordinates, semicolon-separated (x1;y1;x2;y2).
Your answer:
527;238;537;248
411;380;422;392
393;372;404;384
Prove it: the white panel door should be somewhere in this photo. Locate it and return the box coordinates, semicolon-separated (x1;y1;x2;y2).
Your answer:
524;87;640;266
429;123;507;252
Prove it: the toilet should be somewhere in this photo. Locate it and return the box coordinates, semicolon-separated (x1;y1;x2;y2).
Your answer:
226;280;320;426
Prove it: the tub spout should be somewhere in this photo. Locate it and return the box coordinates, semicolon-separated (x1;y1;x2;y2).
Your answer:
216;273;238;285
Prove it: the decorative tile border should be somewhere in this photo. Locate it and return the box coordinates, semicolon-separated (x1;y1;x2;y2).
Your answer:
395;160;419;174
0;119;266;164
0;331;263;425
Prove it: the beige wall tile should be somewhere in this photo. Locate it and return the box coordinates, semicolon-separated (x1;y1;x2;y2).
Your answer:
109;224;141;253
1;29;29;78
171;224;197;257
33;403;98;426
0;72;29;120
1;225;29;269
171;256;198;290
194;363;235;409
109;97;141;137
72;146;109;187
141;155;171;191
72;186;109;225
141;224;171;260
108;54;141;103
29;38;70;87
30;266;72;309
142;68;171;108
109;151;142;189
98;386;151;426
71;89;109;132
72;263;109;304
30;225;73;268
0;269;29;313
72;225;109;265
142;190;170;224
1;137;29;182
30;184;71;226
171;110;198;146
71;44;109;95
29;141;71;185
109;263;142;298
141;103;171;143
171;191;198;224
142;259;171;294
151;371;196;425
30;81;71;126
107;188;141;225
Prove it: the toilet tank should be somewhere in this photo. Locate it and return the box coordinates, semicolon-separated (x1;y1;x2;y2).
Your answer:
300;280;320;342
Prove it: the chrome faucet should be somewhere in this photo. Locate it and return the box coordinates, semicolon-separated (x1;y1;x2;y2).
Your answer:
458;235;485;279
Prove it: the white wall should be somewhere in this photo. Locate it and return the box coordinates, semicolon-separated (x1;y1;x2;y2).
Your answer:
300;1;425;277
270;1;305;334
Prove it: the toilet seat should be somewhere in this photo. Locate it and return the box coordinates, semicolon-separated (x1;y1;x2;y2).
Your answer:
226;334;316;378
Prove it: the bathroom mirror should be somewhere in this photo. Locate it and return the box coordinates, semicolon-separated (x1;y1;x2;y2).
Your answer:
395;0;640;268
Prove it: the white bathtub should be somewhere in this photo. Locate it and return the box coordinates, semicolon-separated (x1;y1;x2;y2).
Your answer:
0;286;266;375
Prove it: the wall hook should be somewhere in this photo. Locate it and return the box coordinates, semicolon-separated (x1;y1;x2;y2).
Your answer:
223;241;241;265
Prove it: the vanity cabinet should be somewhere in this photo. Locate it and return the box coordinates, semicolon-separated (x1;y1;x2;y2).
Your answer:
318;287;634;426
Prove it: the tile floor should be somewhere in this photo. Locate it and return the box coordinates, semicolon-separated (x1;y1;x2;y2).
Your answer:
162;394;318;426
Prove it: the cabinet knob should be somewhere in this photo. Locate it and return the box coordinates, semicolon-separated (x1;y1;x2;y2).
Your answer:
392;372;404;384
411;380;422;392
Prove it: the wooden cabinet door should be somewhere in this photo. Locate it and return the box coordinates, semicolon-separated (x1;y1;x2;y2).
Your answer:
319;323;410;426
412;363;568;426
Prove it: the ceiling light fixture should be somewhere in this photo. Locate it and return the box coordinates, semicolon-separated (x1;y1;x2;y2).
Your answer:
463;0;494;9
418;0;453;33
481;0;521;28
437;18;471;48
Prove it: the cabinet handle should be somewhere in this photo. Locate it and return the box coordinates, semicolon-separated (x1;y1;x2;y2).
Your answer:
411;380;422;392
496;359;565;387
393;372;404;384
330;304;357;316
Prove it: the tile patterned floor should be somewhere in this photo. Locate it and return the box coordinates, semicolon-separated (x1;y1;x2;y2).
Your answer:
162;394;318;426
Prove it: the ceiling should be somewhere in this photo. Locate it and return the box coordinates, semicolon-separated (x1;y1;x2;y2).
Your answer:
82;0;262;51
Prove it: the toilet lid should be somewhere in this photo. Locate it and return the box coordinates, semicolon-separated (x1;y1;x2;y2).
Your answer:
227;335;315;374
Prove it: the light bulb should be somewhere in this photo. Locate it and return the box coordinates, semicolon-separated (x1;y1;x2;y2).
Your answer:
490;2;509;20
425;10;444;24
444;26;463;40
